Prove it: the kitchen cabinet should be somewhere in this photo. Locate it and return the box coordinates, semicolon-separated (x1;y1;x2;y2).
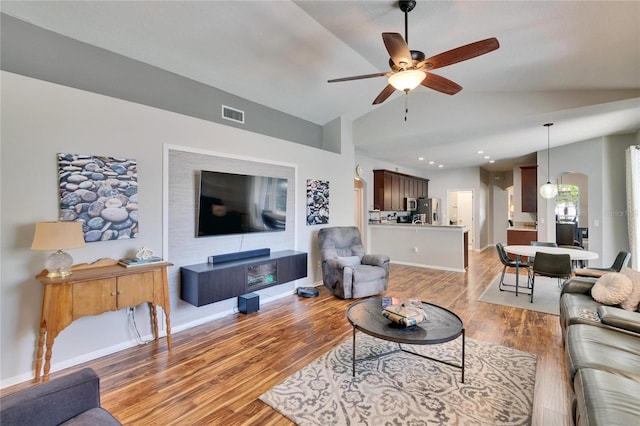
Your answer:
507;228;538;259
520;166;538;212
507;229;538;245
373;170;429;211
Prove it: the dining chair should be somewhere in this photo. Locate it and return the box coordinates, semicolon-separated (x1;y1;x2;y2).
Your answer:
530;241;558;247
495;243;531;293
574;251;631;278
527;241;558;265
531;252;572;303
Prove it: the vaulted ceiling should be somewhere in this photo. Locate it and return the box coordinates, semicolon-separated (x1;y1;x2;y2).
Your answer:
2;1;639;171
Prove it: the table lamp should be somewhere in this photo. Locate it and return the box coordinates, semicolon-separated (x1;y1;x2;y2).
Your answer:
31;221;86;278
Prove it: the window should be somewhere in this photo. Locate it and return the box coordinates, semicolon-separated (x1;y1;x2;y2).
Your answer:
555;184;579;221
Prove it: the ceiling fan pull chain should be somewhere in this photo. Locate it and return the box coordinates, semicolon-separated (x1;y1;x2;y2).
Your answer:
404;90;409;121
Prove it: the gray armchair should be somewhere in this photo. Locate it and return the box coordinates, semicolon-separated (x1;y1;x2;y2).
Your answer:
318;226;389;299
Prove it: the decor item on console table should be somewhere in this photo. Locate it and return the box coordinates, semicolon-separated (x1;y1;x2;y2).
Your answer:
34;258;173;382
118;256;164;267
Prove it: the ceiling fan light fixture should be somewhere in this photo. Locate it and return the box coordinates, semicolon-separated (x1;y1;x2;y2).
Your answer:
388;69;425;92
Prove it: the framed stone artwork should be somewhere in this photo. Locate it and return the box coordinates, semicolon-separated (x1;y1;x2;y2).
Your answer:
58;153;138;242
306;179;329;225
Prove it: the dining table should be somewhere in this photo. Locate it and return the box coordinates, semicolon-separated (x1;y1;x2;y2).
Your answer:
503;245;599;296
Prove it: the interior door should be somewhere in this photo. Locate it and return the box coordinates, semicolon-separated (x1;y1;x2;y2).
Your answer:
449;190;474;247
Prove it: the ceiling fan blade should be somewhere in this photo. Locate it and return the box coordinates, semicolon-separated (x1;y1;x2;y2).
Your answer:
418;37;500;71
372;84;396;105
328;72;389;83
421;72;462;95
382;32;412;68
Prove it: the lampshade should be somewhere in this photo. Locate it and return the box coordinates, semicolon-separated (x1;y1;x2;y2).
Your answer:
388;70;426;92
31;221;85;278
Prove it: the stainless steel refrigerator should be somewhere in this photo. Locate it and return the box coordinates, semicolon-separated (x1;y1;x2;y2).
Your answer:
417;198;440;224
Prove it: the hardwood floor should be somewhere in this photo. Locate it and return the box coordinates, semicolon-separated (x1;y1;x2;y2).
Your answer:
2;248;573;425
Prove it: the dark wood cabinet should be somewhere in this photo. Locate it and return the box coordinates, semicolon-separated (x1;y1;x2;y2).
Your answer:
373;170;429;211
464;231;469;268
520;166;538;213
180;250;307;307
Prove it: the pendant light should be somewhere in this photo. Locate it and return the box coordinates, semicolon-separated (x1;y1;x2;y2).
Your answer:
539;123;558;199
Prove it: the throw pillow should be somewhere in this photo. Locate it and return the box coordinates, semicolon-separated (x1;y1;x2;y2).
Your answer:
620;267;640;311
591;273;633;306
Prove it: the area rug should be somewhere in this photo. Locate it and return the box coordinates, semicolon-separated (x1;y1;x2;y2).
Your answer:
477;273;562;315
260;333;537;425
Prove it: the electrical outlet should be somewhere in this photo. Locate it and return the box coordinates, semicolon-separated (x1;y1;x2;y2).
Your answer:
412;247;419;253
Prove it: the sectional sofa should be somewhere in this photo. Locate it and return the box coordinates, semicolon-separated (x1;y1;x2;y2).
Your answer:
0;368;120;425
559;272;640;426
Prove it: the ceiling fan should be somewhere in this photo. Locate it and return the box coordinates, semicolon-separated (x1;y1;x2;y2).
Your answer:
328;0;500;105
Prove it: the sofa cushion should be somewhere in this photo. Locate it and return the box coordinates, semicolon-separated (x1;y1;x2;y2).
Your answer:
560;277;598;296
619;267;640;311
591;273;632;305
597;306;640;334
573;368;640;426
0;368;102;426
565;324;640;384
60;408;121;426
559;293;603;337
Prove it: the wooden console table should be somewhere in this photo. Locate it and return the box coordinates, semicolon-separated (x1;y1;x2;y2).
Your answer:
34;259;173;382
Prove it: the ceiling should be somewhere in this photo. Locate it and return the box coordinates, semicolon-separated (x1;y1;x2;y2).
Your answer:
2;1;639;172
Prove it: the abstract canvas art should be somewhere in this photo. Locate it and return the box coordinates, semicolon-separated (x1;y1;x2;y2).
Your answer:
58;153;139;242
306;179;329;225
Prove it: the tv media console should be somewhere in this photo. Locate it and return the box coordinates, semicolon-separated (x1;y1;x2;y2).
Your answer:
180;250;307;307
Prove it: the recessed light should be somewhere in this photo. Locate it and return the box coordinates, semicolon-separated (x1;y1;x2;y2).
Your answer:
428;161;435;165
418;157;424;161
477;150;484;154
489;160;495;163
484;155;490;159
438;164;444;168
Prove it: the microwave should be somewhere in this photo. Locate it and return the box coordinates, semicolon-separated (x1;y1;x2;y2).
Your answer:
405;198;417;211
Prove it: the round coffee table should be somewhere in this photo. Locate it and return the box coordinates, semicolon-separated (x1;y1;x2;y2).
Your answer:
346;297;465;382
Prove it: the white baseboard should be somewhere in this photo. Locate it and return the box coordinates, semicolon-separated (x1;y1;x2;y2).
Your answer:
1;288;300;389
390;260;465;273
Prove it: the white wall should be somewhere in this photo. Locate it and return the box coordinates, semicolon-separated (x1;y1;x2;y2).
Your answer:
425;167;487;250
492;181;510;244
0;72;356;386
538;135;635;267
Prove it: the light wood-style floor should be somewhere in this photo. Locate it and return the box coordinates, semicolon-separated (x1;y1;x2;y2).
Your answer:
2;248;573;425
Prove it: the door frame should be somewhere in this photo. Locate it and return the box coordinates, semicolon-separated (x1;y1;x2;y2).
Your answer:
447;189;474;248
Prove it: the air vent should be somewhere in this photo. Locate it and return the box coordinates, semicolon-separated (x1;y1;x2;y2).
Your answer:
222;105;245;124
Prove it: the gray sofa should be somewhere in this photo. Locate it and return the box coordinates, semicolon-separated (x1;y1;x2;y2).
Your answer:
318;226;390;299
0;368;121;426
559;276;640;426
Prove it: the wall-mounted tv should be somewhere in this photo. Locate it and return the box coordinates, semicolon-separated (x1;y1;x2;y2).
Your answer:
197;170;288;237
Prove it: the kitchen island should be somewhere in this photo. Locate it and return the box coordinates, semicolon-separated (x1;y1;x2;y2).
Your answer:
369;223;468;272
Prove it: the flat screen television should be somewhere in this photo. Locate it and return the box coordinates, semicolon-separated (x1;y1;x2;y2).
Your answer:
197;170;288;237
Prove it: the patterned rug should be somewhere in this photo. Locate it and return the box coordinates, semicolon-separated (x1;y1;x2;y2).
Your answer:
478;273;561;315
260;333;537;425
